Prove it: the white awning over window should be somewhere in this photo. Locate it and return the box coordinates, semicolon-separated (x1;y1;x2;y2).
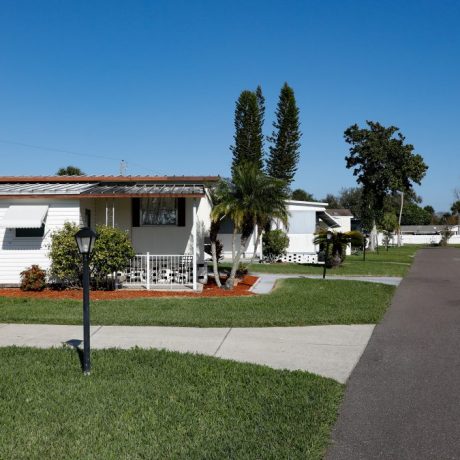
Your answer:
1;205;49;228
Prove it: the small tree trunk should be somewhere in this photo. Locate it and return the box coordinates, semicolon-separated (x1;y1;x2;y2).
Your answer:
369;220;378;251
397;191;404;247
231;228;236;261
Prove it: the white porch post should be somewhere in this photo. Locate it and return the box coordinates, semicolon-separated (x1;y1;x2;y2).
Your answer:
192;198;197;291
146;252;150;290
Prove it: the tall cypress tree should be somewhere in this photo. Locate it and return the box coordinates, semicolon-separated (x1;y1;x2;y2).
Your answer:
230;90;264;177
267;83;301;185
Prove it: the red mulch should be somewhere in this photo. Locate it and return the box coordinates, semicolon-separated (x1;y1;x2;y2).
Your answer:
0;275;258;300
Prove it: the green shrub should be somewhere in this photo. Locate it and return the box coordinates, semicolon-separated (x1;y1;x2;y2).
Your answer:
48;222;82;288
263;230;289;260
20;265;47;291
49;222;135;289
91;225;135;288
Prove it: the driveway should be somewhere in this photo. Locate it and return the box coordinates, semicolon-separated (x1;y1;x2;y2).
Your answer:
326;248;460;459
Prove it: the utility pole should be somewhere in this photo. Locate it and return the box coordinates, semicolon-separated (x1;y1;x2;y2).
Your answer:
120;160;127;176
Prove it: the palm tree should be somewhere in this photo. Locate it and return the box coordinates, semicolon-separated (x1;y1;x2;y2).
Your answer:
314;230;363;267
212;163;289;289
249;181;289;266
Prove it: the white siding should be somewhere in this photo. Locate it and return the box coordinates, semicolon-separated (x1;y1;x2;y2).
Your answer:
132;196;210;263
0;199;80;285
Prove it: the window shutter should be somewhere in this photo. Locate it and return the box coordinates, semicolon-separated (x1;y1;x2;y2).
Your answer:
132;198;140;227
177;198;186;227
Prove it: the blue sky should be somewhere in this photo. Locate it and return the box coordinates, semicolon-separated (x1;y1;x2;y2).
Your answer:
0;0;459;211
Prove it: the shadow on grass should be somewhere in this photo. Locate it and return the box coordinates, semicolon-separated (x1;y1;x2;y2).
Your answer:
64;339;84;371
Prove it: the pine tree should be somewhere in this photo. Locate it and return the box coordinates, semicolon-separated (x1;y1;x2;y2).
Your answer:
230;90;264;177
267;83;301;185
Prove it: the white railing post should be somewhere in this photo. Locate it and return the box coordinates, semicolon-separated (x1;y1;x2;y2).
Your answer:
146;252;150;290
192;199;197;291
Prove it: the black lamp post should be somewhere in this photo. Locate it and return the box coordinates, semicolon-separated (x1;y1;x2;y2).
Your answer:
75;227;97;375
322;231;333;279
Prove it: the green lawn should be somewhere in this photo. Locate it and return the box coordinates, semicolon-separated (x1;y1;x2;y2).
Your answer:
0;347;343;459
0;279;394;327
246;244;423;277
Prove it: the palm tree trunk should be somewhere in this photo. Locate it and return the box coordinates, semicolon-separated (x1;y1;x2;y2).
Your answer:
211;240;221;288
232;228;236;261
249;225;262;265
225;234;247;290
209;220;222;288
397;191;404;247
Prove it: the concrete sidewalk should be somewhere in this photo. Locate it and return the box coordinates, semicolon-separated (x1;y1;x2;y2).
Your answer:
250;273;402;294
0;323;374;383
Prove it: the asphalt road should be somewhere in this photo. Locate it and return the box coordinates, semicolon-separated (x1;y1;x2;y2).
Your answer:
326;248;460;460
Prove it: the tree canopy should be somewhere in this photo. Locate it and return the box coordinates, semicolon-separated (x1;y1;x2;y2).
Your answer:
344;121;428;230
291;189;315;202
266;83;301;185
230;90;264;176
56;165;85;176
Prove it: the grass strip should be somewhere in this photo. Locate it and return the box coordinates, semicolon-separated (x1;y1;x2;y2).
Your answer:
240;244;423;277
0;279;395;327
0;347;343;459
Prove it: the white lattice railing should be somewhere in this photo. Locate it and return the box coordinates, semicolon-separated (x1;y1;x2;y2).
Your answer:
124;254;194;289
278;252;319;264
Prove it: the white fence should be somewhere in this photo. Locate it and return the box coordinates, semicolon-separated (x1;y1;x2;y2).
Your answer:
123;254;194;289
378;233;460;246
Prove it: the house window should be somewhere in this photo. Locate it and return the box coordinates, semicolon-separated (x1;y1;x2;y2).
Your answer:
85;209;91;228
141;198;177;225
16;225;45;238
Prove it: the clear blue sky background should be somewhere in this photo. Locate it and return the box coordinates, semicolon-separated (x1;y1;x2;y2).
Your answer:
1;0;459;211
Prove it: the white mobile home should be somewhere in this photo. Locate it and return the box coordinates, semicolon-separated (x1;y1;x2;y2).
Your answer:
272;200;341;263
218;200;345;263
0;175;219;289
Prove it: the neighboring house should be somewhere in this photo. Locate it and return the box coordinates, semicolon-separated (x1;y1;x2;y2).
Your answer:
376;225;460;246
0;175;219;289
218;200;343;263
398;225;460;245
326;209;354;255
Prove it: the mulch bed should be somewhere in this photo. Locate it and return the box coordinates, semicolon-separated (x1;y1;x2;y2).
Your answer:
0;275;258;300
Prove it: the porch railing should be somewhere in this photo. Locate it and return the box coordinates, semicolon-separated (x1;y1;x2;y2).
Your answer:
123;254;194;289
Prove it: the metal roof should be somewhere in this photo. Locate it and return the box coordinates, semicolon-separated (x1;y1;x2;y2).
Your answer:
0;183;94;195
317;211;340;228
400;225;441;235
0;182;206;198
327;208;354;217
0;175;220;184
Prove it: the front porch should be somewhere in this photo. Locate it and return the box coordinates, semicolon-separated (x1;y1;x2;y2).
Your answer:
79;183;213;291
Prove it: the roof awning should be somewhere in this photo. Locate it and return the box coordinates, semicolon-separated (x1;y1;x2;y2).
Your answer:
317;210;340;228
0;182;206;198
1;205;49;228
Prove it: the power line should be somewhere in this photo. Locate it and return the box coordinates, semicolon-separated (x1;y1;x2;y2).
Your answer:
0;138;121;161
0;138;162;175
